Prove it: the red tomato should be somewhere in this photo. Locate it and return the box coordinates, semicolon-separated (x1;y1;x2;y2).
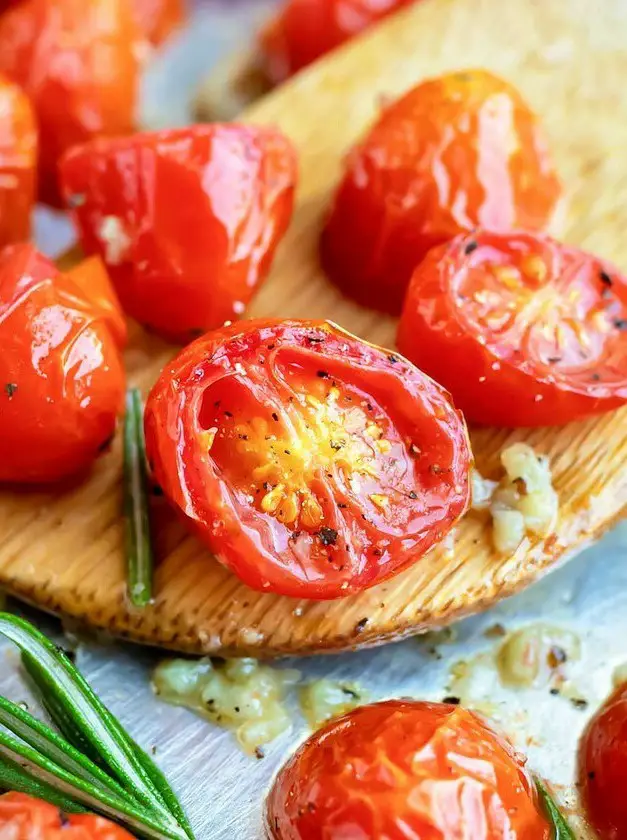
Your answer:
0;73;37;248
144;319;471;599
321;69;562;315
267;699;552;839
0;792;134;839
580;682;627;840
258;0;415;84
132;0;185;45
0;244;126;484
60;126;298;343
397;229;627;427
0;0;146;206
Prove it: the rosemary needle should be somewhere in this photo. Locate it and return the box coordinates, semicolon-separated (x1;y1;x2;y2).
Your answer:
536;777;575;839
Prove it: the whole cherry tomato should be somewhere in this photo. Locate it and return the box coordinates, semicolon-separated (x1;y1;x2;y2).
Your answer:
60;126;298;343
321;69;562;315
580;682;627;840
144;319;471;599
258;0;415;84
0;244;126;484
267;699;552;839
397;229;627;427
0;0;146;206
132;0;185;45
0;73;37;248
0;792;134;839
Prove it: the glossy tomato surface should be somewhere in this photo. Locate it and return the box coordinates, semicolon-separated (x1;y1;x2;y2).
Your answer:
0;0;145;205
258;0;415;84
0;73;37;248
0;792;134;839
0;245;126;484
321;69;562;314
144;319;471;599
132;0;185;45
60;126;297;343
267;699;552;839
397;229;627;427
580;682;627;840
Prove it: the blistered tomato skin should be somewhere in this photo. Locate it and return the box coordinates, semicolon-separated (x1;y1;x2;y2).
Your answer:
580;683;627;840
0;0;145;206
144;319;471;599
60;126;298;343
0;245;126;485
267;699;552;840
132;0;184;44
321;69;562;314
397;229;627;427
258;0;414;84
0;792;134;839
0;74;37;248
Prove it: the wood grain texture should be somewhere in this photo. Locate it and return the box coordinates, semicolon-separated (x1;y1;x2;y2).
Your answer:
2;0;627;657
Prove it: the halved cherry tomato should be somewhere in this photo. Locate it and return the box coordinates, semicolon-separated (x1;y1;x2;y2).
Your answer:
0;0;146;206
0;73;37;248
0;792;134;839
267;699;552;839
321;69;562;314
0;244;126;484
60;126;298;343
132;0;185;45
397;229;627;427
580;682;627;840
144;319;471;599
258;0;415;84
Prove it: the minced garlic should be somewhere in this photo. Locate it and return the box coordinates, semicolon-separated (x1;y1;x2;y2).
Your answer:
299;680;367;729
496;624;580;688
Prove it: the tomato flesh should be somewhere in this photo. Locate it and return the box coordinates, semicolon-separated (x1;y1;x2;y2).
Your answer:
0;792;134;839
0;73;37;248
145;319;471;599
267;699;552;839
321;69;562;314
397;229;627;426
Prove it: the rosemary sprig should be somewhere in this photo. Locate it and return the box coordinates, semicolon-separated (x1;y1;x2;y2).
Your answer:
124;388;154;607
536;778;576;839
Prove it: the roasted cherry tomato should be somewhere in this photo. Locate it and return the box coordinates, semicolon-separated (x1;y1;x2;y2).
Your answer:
0;244;126;484
580;682;627;840
0;0;146;206
258;0;415;84
267;699;552;839
0;73;37;248
0;792;134;839
144;319;471;599
397;229;627;427
60;126;298;343
132;0;185;45
321;69;562;315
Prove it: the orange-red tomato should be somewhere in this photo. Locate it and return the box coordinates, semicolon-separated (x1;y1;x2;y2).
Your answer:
580;682;627;840
144;319;471;599
0;792;134;839
397;229;627;427
0;0;146;206
0;73;37;248
132;0;185;45
0;244;126;484
258;0;415;84
321;69;562;314
267;700;552;839
60;126;298;343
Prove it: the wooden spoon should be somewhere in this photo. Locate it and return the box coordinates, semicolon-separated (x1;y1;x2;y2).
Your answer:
1;0;626;657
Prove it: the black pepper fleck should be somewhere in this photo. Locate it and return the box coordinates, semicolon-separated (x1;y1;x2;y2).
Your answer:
599;270;613;286
255;746;265;760
614;319;627;330
464;240;478;255
442;696;461;705
4;383;17;399
318;526;338;546
408;491;418;500
354;618;369;633
571;697;589;710
272;412;279;421
317;370;329;378
387;354;399;364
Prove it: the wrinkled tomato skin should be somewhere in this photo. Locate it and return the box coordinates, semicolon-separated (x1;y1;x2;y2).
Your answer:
0;792;134;839
321;69;562;315
0;245;126;485
267;699;552;840
0;73;37;248
0;0;145;206
580;683;627;840
132;0;185;45
144;319;471;599
60;126;298;344
258;0;415;84
397;229;627;427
